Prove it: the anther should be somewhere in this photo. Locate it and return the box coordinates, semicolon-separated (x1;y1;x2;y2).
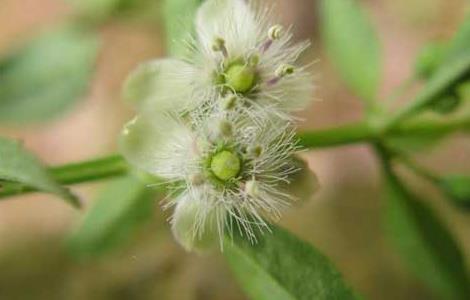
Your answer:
261;25;284;52
268;25;284;40
248;145;263;158
212;37;228;58
275;64;295;77
268;64;295;85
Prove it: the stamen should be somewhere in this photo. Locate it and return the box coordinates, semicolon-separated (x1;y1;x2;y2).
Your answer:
268;64;295;85
275;64;295;77
268;25;284;40
212;37;228;58
261;25;284;52
221;94;238;110
245;180;260;197
248;145;263;158
218;120;233;137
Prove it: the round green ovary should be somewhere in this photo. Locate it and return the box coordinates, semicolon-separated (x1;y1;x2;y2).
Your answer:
210;150;241;181
225;64;256;93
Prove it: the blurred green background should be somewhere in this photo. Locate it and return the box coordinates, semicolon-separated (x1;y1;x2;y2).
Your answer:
0;0;469;299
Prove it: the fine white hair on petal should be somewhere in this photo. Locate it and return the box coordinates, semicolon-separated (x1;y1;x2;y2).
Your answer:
166;111;300;246
196;0;261;58
119;113;197;180
123;58;198;115
121;0;317;251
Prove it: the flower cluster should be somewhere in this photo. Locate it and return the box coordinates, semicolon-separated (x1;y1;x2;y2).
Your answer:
120;0;317;251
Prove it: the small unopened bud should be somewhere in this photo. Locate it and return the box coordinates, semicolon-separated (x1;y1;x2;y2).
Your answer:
221;95;238;110
268;25;284;40
275;64;295;78
218;120;233;137
245;179;260;197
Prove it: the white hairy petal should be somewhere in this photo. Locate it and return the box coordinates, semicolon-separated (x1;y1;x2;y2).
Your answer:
119;114;194;179
123;58;196;114
196;0;259;57
171;190;224;252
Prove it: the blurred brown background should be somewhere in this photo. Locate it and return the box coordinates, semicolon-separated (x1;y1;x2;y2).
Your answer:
0;0;469;299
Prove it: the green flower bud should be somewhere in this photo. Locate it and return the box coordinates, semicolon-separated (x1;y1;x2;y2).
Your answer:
225;63;256;93
210;150;241;181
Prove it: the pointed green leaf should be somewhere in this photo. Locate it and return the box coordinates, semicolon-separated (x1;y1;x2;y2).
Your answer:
224;226;358;300
438;175;470;209
393;14;470;122
0;25;99;124
384;169;470;299
320;0;381;104
67;175;157;258
0;137;79;207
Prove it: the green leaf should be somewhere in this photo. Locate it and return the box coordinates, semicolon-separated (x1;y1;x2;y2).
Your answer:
67;0;121;19
383;168;470;299
67;0;160;22
320;0;381;105
224;226;358;300
0;137;79;207
438;175;470;209
67;175;157;258
0;25;99;124
162;0;202;56
394;14;470;121
414;41;449;80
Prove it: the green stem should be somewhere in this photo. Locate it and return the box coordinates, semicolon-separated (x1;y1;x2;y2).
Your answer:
297;121;375;148
0;155;128;198
298;115;469;148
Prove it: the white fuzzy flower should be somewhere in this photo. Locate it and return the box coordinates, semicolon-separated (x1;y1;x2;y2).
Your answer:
123;0;314;120
119;111;313;251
